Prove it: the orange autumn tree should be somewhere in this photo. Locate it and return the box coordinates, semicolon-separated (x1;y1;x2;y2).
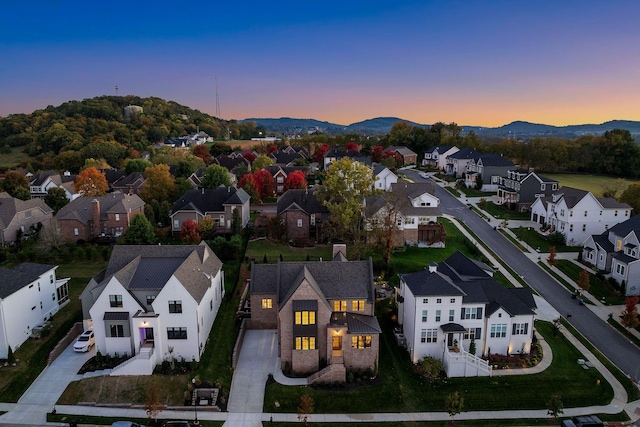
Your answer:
73;167;108;196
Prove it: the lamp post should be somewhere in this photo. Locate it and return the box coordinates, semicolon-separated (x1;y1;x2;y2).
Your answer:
192;378;198;425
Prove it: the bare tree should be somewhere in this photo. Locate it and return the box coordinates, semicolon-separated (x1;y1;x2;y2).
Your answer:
145;384;165;425
297;393;314;426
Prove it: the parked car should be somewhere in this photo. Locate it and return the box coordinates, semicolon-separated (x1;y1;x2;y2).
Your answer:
73;329;95;352
111;422;145;427
561;415;603;427
162;422;191;427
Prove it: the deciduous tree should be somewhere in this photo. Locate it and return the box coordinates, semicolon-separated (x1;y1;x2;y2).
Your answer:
621;296;639;330
284;170;307;191
139;164;178;204
44;187;69;214
73;167;108;196
238;173;260;202
252;155;274;171
371;145;384;163
577;269;590;293
124;158;152;174
192;144;211;164
547;246;558;267
1;171;30;200
120;213;156;245
253;169;273;200
180;219;202;244
314;143;330;163
546;394;564;419
345;141;359;151
444;391;464;424
297;394;314;426
200;164;231;189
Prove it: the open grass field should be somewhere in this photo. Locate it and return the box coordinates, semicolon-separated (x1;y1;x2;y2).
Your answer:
0;147;29;170
543;174;638;197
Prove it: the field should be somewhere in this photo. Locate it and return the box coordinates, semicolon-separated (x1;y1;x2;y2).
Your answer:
0;147;30;170
543;174;638;197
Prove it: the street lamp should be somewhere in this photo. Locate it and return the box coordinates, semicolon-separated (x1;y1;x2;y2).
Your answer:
192;378;198;425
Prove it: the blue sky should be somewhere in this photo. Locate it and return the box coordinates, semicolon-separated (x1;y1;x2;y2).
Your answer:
2;1;639;126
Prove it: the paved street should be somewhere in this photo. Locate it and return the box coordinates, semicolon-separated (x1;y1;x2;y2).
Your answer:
407;169;640;383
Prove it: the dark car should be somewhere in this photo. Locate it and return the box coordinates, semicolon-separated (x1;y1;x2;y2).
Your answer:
162;422;191;427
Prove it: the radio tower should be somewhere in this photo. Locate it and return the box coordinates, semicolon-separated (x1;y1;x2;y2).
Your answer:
115;85;119;96
215;76;221;118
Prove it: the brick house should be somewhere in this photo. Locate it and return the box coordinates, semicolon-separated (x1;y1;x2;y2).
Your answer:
0;193;54;246
384;146;418;166
55;192;145;243
249;246;381;383
277;188;330;243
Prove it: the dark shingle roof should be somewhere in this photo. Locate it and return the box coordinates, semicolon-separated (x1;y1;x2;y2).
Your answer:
592;233;614;252
553;187;589;209
0;193;53;228
171;186;249;215
0;263;55;298
448;147;480;160
609;215;640;238
56;193;145;224
598;197;631;209
277;188;329;216
477;153;515;167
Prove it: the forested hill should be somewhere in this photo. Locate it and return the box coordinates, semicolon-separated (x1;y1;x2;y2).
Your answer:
0;96;263;157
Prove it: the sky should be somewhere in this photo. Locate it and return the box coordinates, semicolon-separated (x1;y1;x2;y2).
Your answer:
1;1;639;127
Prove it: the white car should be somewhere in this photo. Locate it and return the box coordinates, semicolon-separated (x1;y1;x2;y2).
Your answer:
74;329;95;352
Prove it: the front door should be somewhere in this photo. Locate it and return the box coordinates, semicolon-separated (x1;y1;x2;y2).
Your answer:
447;334;454;347
144;327;154;341
332;336;342;356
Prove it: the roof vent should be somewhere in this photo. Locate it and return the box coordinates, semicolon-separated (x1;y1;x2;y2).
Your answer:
428;262;437;273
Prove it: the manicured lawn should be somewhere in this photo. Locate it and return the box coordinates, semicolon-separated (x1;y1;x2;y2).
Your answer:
264;308;613;413
543;174;637;198
245;238;333;263
446;186;462;197
458;186;493;197
555;260;625;305
48;412;224;427
510;227;582;253
482;201;531;220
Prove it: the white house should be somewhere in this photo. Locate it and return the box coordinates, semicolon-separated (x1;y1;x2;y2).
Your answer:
423;145;459;170
373;164;398;191
397;251;537;377
0;263;70;358
80;242;224;375
445;147;481;177
530;186;632;246
582;214;640;296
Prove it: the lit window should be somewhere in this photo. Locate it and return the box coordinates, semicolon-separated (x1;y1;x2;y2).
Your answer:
351;335;371;349
295;311;316;325
295;336;316;350
333;300;347;311
351;300;365;311
262;298;273;309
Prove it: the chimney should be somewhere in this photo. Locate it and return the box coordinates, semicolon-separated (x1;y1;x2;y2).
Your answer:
92;199;101;237
428;262;437;273
332;243;346;258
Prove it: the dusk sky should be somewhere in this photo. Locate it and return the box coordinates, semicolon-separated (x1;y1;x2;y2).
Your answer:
2;1;639;127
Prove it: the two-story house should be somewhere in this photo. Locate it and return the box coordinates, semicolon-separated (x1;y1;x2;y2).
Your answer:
55;192;146;243
372;164;398;191
384;146;418;166
170;186;250;236
364;182;444;247
397;251;537;377
80;242;224;375
277;188;330;243
0;263;70;358
29;170;78;200
0;192;54;246
497;169;558;212
530;187;632;246
464;154;515;191
249;246;381;383
445;147;481;178
111;172;146;195
264;165;308;196
422;146;459;170
323;147;371;170
583;215;640;296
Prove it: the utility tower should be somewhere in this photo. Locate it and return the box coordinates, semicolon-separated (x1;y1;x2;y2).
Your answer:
215;76;220;118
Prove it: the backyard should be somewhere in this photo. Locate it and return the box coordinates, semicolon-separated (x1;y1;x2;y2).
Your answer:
543;174;637;198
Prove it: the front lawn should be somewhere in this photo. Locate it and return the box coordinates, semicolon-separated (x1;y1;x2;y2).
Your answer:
481;201;531;220
510;227;582;253
555;260;626;305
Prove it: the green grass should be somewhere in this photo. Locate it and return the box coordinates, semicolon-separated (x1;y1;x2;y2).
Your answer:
245;238;333;263
499;229;529;252
0;146;30;170
481;201;532;220
510;227;582;253
543;174;638;198
457;186;493;197
555;260;625;305
264;312;613;414
607;318;640;348
47;413;224;427
445;186;462;197
537;261;590;299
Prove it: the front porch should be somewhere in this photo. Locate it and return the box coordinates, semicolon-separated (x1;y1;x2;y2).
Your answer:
440;323;492;377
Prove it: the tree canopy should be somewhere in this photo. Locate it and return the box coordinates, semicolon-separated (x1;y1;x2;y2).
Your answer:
139;164;178;204
120;213;156;245
73;167;108;196
200;164;231;189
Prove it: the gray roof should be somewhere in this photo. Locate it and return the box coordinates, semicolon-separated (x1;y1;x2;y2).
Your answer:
553;187;589;209
592;233;614;252
598;197;631;209
448;147;480;160
425;145;455;154
477;153;515;167
609;215;640;239
387;146;417;157
171;186;250;215
56;192;145;224
440;323;467;333
613;252;638;265
0;263;55;298
330;312;382;334
0;193;53;229
277;188;329;216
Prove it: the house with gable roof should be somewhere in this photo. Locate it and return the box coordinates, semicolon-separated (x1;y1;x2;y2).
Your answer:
250;245;381;383
0;263;70;358
582;215;640;296
80;242;224;375
423;145;459;170
397;251;537;377
170;186;250;235
323;147;370;170
497;169;558;212
0;192;54;246
372;164;398;191
264;165;308;196
384;146;418;166
29;170;79;200
277;188;330;243
445;147;481;177
530;186;631;246
464;154;515;191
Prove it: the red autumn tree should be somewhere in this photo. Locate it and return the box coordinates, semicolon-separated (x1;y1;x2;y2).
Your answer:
315;143;330;163
238;173;260;201
268;144;278;155
253;169;274;200
577;269;590;292
345;141;359;151
192;145;211;165
74;167;109;196
547;246;558;266
284;170;308;191
243;151;257;163
621;296;640;330
180;219;202;244
371;145;384;163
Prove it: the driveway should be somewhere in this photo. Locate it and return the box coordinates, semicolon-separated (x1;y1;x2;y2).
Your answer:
0;341;94;425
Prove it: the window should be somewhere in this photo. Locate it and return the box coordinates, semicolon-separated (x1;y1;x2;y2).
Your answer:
294;310;316;325
421;310;428;322
436;298;442;304
615;210;618;216
540;184;546;191
276;176;284;183
277;185;284;193
584;211;588;217
420;329;426;343
560;209;565;216
74;228;79;236
295;336;316;350
569;210;573;217
512;323;529;335
490;324;507;338
168;300;182;313
449;309;454;321
146;295;156;306
167;327;187;339
461;307;483;320
110;324;125;337
616;264;626;276
351;335;372;349
115;214;120;221
422;298;428;304
262;298;273;309
405;217;415;225
464;328;481;340
25;210;32;219
50;274;54;284
333;300;347;311
310;214;316;226
352;300;365;311
450;298;455;303
297;219;303;227
173;219;179;229
425;329;437;343
109;295;123;308
435;310;441;322
569;224;573;232
582;224;586;232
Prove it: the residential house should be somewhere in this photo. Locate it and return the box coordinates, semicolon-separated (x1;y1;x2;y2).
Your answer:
0;263;70;358
582;215;640;296
323;147;371;170
365;182;444;247
397;251;537;377
162;131;212;148
497;169;558;212
269;146;308;167
373;164;398;191
111;172;146;195
212;154;251;174
55;192;146;243
445;147;481;177
265;165;308;196
0;193;54;246
422;145;459;170
249;245;381;383
530;186;632;246
464;154;515;191
80;242;224;375
102;169;127;192
277;188;330;243
29;170;78;200
384;146;418;166
170;186;250;235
